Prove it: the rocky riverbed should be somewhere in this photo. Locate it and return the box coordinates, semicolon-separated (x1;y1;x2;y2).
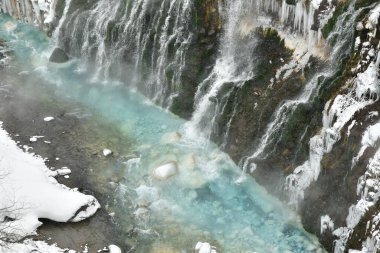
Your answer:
0;70;135;252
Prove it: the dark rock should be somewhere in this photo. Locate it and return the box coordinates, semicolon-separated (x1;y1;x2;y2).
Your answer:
285;0;297;5
49;48;69;63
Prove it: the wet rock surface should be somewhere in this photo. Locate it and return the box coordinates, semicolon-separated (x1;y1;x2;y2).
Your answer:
49;47;69;63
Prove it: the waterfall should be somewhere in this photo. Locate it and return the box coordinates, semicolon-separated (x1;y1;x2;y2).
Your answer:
185;0;337;178
284;2;372;207
0;0;57;28
258;0;335;49
55;0;194;108
51;0;72;41
184;0;259;142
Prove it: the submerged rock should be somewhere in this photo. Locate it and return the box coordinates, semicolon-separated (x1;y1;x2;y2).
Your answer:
153;162;178;180
49;48;69;63
160;132;182;144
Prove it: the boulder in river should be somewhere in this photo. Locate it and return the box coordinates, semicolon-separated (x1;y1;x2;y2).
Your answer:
49;48;69;63
108;244;122;253
153;162;178;180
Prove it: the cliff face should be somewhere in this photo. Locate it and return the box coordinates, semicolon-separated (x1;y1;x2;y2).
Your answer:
3;0;380;252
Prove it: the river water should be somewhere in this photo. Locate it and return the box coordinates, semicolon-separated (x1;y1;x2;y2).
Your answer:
0;14;325;253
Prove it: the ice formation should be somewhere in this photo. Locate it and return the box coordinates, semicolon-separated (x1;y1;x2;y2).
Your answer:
334;146;380;252
286;57;380;206
259;0;335;49
320;215;334;234
352;122;380;168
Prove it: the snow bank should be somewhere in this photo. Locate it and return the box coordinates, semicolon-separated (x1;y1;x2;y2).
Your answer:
0;239;67;253
0;122;100;240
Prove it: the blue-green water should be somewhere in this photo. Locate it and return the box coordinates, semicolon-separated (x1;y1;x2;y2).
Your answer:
0;15;324;253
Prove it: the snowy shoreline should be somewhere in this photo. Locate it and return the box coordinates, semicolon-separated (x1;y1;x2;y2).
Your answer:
0;121;100;252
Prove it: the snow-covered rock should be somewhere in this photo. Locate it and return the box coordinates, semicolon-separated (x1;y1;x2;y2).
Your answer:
43;116;54;122
153;162;178;180
195;242;217;253
102;149;113;157
109;244;122;253
0;122;100;239
30;135;44;142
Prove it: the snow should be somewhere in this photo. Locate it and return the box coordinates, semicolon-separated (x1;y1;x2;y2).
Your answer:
43;116;55;122
368;111;378;118
195;242;217;253
355;63;380;100
0;239;67;253
153;162;178;180
347;120;356;137
49;167;71;177
366;4;380;31
108;244;122;253
355;37;361;51
336;144;380;251
30;135;44;142
0;122;100;239
356;22;364;31
311;0;323;10
321;215;334;234
102;149;113;157
352;122;380;168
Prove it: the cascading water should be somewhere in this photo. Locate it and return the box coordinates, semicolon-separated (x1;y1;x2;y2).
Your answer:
185;0;334;181
55;0;194;108
240;1;358;180
185;0;259;142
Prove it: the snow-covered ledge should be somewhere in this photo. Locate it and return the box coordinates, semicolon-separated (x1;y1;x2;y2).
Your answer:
0;122;100;246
